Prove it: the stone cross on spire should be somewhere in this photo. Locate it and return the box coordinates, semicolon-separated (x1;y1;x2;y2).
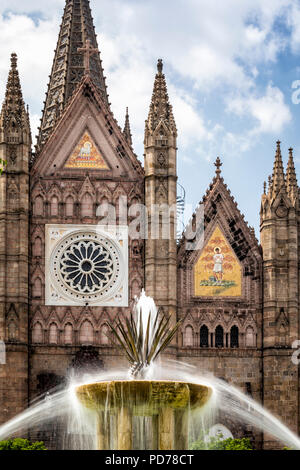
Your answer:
37;0;109;150
157;59;163;74
10;52;17;69
77;39;98;75
215;157;223;177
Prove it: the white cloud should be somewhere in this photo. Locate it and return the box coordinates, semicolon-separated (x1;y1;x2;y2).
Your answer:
94;0;290;90
0;0;64;17
287;3;300;53
0;12;59;139
169;85;213;149
227;84;292;134
0;0;297;158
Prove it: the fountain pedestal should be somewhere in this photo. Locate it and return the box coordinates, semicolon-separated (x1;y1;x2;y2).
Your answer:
76;380;212;450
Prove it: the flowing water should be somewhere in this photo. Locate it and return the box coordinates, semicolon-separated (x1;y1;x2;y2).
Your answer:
135;290;157;346
0;291;300;450
0;362;300;449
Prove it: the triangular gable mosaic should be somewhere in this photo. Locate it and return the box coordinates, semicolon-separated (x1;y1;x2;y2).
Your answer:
64;132;109;170
194;226;242;297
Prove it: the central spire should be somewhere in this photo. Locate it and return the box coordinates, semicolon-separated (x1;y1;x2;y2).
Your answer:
37;0;109;149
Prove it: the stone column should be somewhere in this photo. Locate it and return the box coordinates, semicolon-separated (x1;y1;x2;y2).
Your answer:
158;407;175;450
97;411;110;450
174;410;189;450
152;415;159;450
117;406;133;450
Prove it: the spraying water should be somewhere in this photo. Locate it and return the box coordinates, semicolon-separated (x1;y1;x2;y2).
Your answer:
135;290;157;345
0;291;299;450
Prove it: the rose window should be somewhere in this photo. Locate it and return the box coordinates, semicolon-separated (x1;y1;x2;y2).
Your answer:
60;241;114;294
50;230;124;303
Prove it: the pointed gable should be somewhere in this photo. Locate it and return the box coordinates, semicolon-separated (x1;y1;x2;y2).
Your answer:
31;76;143;179
178;158;262;301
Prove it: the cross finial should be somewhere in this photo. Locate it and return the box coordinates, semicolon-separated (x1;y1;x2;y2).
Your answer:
78;39;98;75
157;59;163;74
214;157;222;176
276;140;281;153
10;53;17;69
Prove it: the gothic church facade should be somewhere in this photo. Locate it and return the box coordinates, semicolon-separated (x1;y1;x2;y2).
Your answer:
0;0;299;449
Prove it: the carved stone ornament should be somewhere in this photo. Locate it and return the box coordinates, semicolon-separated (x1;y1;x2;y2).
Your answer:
275;201;288;218
45;225;128;307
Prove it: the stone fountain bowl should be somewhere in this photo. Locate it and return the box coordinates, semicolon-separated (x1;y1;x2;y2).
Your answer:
76;380;212;416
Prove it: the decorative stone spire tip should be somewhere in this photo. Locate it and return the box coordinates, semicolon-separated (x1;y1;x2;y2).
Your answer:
10;53;17;69
214;157;222;176
157;59;163;74
286;146;298;199
123;106;132;147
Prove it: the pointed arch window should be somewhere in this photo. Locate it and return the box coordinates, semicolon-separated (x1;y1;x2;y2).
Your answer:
230;326;239;348
34;196;44;216
33;322;43;344
8;321;18;341
185;325;194;347
80;320;94;345
33;237;42;258
246;326;256;348
51;196;59;217
33;278;42;299
49;323;58;345
66;196;74;217
200;325;209;348
64;324;73;345
215;325;224;348
81;193;93;217
100;325;109;345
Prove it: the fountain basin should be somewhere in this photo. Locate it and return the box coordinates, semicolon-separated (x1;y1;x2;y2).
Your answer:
76;380;212;450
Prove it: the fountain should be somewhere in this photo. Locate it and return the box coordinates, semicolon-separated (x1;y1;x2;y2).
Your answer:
75;291;212;450
1;290;300;450
76;380;211;450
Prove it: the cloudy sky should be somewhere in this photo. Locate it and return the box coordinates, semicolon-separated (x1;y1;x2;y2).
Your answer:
1;0;300;236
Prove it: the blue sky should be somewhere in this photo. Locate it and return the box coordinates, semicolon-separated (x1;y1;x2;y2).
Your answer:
0;0;300;237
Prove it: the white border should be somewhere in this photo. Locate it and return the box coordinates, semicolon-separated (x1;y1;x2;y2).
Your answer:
45;225;128;307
